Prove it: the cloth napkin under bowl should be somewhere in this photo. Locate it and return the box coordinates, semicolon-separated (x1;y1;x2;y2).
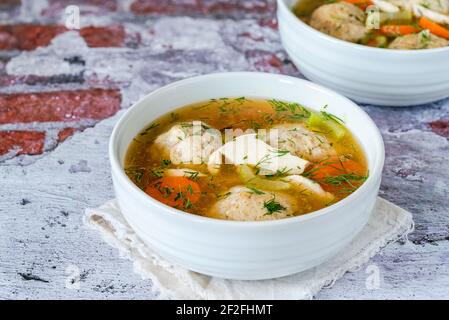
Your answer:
84;197;413;299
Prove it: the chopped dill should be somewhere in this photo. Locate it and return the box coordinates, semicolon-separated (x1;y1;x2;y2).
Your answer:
140;122;159;135
266;167;292;178
263;197;286;215
268;99;311;119
162;186;174;198
161;159;172;166
124;167;145;183
249;120;263;130
271;149;290;157
184;171;200;180
150;169;164;178
174;192;184;202
254;154;271;167
246;186;265;195
184;198;193;209
217;192;231;199
324;173;368;192
321;105;345;124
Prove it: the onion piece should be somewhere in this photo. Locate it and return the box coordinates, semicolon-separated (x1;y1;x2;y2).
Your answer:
372;0;400;13
208;134;309;175
163;169;206;178
284;175;334;201
413;3;449;25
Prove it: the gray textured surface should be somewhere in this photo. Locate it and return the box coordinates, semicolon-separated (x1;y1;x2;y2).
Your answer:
1;0;449;300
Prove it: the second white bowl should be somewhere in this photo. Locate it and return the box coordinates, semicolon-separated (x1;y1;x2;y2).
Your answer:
278;0;449;106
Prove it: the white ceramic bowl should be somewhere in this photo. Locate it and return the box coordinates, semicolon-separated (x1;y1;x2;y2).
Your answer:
278;0;449;106
110;72;385;280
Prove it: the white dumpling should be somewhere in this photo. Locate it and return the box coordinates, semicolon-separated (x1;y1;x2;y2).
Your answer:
207;133;309;175
211;186;297;221
154;121;222;164
389;31;449;49
310;2;367;43
270;123;337;162
284;175;334;202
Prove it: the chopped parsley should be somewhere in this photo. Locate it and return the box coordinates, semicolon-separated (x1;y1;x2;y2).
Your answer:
235;96;247;104
254;149;290;168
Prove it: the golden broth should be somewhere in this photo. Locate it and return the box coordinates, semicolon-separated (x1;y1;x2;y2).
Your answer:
125;98;368;220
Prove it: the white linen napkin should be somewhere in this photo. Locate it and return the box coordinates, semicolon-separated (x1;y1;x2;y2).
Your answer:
84;197;413;299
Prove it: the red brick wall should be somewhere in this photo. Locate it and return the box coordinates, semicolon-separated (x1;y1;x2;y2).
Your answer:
0;89;121;158
0;25;128;50
0;0;282;161
0;131;45;157
0;89;120;124
0;0;131;159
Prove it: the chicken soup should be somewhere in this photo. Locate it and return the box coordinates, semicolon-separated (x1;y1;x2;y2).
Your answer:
125;98;368;221
293;0;449;49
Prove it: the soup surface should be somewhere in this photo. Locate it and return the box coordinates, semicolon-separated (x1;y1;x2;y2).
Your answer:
293;0;449;49
125;98;368;221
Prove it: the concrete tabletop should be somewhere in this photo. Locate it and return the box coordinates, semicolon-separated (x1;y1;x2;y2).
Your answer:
1;0;448;299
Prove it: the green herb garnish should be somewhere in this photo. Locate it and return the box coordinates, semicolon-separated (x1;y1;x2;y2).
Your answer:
263;197;286;215
217;192;231;199
323;173;368;193
268;99;311;119
184;171;200;180
266;167;292;178
184;198;192;209
150;169;164;178
186;184;194;195
124;167;145;183
246;186;265;195
161;159;172;166
140;122;159;135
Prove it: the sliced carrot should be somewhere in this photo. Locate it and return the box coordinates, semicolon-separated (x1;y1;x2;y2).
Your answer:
340;159;365;175
145;176;201;208
419;17;449;40
305;157;367;194
380;25;420;36
306;156;365;180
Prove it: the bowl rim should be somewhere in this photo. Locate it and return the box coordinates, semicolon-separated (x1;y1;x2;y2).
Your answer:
109;72;385;227
277;0;449;55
